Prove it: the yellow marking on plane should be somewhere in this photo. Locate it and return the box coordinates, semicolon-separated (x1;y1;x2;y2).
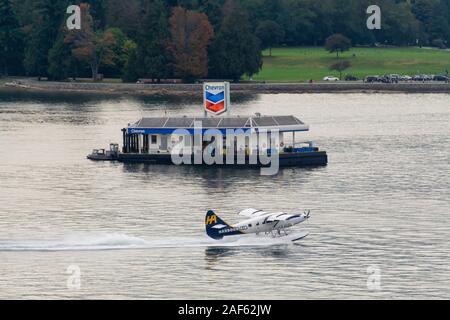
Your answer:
206;215;217;225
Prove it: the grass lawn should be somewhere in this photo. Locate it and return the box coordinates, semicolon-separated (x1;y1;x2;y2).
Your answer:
249;47;450;82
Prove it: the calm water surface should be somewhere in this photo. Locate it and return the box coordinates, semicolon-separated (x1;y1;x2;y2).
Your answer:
0;91;449;299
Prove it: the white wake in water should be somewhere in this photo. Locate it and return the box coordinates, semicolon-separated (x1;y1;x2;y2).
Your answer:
0;232;307;252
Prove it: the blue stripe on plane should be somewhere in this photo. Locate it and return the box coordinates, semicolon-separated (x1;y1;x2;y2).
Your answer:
205;91;225;103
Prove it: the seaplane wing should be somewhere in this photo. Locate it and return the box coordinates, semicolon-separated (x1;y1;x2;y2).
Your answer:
266;212;302;222
238;208;268;218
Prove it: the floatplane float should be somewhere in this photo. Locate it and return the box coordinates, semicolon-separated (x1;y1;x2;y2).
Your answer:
205;208;310;242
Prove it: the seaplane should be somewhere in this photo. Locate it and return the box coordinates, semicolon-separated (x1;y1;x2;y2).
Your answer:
205;208;311;242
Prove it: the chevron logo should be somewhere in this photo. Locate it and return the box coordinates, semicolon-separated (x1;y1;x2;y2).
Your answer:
204;83;228;115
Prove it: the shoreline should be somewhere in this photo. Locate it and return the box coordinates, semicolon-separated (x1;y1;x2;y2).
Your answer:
2;79;450;96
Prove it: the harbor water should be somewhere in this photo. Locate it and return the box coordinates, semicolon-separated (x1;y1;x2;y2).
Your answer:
0;91;449;299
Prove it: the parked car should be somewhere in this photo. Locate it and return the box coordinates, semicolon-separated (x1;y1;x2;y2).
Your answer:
364;76;380;83
323;76;340;81
399;75;412;81
413;75;426;81
379;76;394;83
414;74;434;81
433;75;450;82
345;75;359;81
388;74;400;82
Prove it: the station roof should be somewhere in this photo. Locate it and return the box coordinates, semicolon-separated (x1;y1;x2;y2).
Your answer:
131;116;305;129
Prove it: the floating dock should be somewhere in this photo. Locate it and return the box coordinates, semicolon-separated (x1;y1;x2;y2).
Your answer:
88;115;328;167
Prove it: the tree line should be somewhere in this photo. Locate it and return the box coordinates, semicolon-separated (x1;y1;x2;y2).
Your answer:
1;0;449;82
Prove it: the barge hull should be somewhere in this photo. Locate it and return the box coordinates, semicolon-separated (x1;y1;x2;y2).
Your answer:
117;151;328;167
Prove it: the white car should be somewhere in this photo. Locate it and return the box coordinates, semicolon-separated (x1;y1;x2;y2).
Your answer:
400;75;412;81
323;76;340;81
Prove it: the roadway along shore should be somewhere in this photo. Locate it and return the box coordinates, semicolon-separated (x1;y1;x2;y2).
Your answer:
2;79;450;96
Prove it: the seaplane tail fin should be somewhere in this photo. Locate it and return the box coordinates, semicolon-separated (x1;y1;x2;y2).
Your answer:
205;210;233;240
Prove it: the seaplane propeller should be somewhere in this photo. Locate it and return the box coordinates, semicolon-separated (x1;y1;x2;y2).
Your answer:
304;210;311;219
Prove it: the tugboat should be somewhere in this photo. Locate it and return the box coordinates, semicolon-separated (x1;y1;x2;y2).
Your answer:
87;143;119;161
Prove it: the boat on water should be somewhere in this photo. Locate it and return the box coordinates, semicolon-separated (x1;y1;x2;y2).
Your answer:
88;82;327;167
87;114;328;167
87;143;120;161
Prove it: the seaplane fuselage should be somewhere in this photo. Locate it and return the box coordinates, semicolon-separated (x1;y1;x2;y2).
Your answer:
205;208;310;240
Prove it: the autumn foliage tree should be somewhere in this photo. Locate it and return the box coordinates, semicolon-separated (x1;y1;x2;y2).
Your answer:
329;60;351;80
65;3;115;80
168;6;213;81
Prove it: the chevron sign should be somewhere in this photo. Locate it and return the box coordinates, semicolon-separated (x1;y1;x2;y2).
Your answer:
203;82;230;115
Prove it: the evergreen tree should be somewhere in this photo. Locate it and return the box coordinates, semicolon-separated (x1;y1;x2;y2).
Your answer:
208;1;262;81
23;0;68;76
0;0;24;76
122;46;140;82
85;0;106;29
104;0;141;39
379;1;421;46
47;29;74;81
198;0;224;28
278;0;316;46
413;0;449;44
255;20;284;56
134;0;172;82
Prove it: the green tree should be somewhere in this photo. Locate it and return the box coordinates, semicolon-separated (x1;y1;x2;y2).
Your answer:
255;20;284;56
47;30;74;81
101;27;137;78
380;1;421;46
85;0;106;29
278;0;316;45
65;3;116;81
198;0;225;28
329;60;351;80
23;0;68;76
325;33;351;58
413;0;449;44
0;0;24;76
104;0;141;38
122;45;139;82
208;1;263;81
134;0;172;82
